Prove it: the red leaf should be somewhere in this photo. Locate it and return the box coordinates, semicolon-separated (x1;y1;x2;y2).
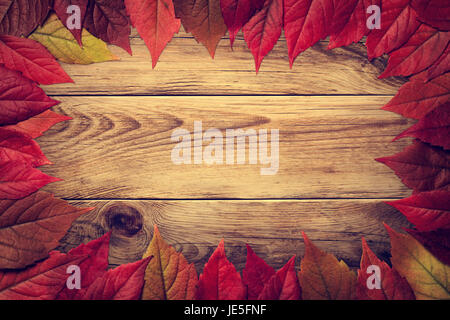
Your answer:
57;232;111;299
243;0;282;72
257;256;301;300
0;0;52;37
0;66;60;126
380;24;450;78
0;161;61;200
366;0;420;59
0;251;87;300
386;190;450;231
82;257;151;300
411;0;450;31
0;128;50;167
382;72;450;120
242;244;276;299
394;102;450;150
407;228;450;265
53;0;89;45
220;0;264;47
84;0;132;54
328;0;380;49
4;110;71;139
174;0;228;58
0;191;91;269
357;237;415;300
196;240;246;300
124;0;180;68
426;45;449;81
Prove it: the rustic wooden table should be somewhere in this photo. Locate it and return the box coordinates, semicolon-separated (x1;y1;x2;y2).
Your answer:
38;29;413;271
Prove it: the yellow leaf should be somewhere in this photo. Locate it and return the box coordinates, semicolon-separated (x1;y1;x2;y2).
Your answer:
386;224;450;300
142;225;198;300
29;14;119;65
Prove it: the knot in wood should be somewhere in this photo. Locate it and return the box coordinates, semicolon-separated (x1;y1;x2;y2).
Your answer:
104;205;143;237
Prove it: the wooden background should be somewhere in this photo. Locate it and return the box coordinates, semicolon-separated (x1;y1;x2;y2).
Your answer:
37;29;414;271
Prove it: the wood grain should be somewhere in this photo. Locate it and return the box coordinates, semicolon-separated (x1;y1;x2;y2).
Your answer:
58;199;410;271
38;96;413;199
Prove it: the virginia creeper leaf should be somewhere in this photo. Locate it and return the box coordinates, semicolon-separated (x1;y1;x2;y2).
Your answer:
0;191;91;269
299;232;357;300
411;0;450;31
357;237;415;300
124;0;180;68
386;224;450;300
53;0;89;45
377;140;450;192
196;240;246;300
242;244;275;299
141;225;198;300
407;228;450;265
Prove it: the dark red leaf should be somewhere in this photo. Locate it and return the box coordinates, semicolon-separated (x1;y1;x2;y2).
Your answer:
407;228;450;265
426;45;449;81
242;244;275;299
411;0;450;31
53;0;89;45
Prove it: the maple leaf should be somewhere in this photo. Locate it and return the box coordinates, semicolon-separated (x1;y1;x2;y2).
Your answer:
242;0;283;72
426;45;449;81
365;0;421;59
0;251;87;299
357;237;415;300
407;228;450;265
382;72;450;120
386;224;450;300
394;102;450;150
220;0;264;47
299;232;357;300
174;0;228;58
82;257;151;300
0;35;73;85
380;24;450;78
0;191;91;269
196;240;246;300
0;161;61;200
0;128;50;167
411;0;450;31
29;14;119;65
141;225;198;300
4;110;72;139
53;0;89;45
0;0;51;37
0;66;60;126
328;0;380;50
386;190;450;232
124;0;180;68
377;140;450;192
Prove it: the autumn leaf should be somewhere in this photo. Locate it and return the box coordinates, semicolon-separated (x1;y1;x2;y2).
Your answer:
242;244;275;299
220;0;264;47
53;0;89;45
411;0;450;31
0;251;87;300
174;0;227;58
394;102;450;150
196;240;246;300
407;228;450;265
386;224;450;300
377;140;450;192
299;232;356;300
0;65;60;126
4;110;71;139
29;14;119;65
141;225;198;300
382;73;450;120
386;190;450;232
0;191;91;269
0;0;51;37
357;237;415;300
243;0;282;72
0;161;61;200
426;45;449;81
0;35;73;85
82;257;151;300
365;0;420;59
379;24;450;78
125;0;180;68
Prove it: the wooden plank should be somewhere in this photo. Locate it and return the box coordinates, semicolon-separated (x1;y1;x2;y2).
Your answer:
38;96;414;199
41;34;406;96
58;199;410;271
